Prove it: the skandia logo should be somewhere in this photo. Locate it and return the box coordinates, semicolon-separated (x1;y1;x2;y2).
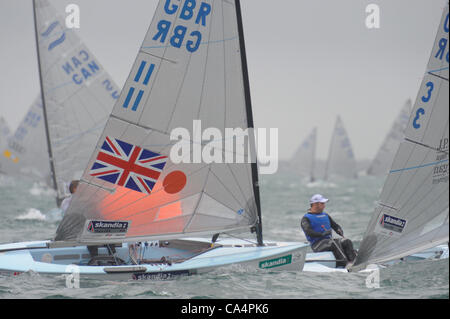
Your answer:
380;214;406;233
259;255;292;269
87;221;129;234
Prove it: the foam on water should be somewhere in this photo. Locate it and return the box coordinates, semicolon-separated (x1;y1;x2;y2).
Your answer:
29;182;56;197
16;208;47;221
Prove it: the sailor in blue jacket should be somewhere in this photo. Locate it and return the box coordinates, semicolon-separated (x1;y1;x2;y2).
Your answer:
301;194;356;267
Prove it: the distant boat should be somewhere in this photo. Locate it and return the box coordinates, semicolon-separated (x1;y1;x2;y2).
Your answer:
0;98;51;183
290;127;316;182
367;99;412;177
0;0;308;279
0;0;120;205
324;116;357;180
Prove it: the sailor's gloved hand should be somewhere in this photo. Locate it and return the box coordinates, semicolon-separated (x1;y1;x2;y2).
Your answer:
322;229;332;237
336;228;344;237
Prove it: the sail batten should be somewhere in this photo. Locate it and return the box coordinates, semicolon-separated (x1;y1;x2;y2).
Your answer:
56;0;261;244
354;4;449;268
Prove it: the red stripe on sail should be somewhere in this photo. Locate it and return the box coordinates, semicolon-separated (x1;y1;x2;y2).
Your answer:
106;136;121;156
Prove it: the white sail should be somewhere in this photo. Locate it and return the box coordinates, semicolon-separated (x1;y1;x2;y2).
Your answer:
354;4;449;268
324;116;357;180
55;0;262;245
0;117;11;152
0;97;51;182
33;0;120;202
367;99;412;176
291;127;316;181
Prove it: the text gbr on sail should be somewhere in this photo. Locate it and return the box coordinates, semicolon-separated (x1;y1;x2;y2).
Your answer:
435;12;449;63
153;0;211;53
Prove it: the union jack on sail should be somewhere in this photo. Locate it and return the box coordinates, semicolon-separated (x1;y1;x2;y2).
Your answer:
89;136;168;194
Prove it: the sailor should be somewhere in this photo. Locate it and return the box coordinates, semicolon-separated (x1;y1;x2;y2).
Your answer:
60;180;79;216
301;194;357;268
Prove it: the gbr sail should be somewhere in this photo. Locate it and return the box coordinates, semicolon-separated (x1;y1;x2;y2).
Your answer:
33;0;120;203
367;99;412;177
354;4;449;268
291;127;316;181
324;116;357;180
55;0;261;245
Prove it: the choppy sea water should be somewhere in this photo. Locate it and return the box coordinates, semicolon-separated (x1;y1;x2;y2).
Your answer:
0;172;448;299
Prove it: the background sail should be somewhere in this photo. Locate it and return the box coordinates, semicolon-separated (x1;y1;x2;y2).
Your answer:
367;99;412;176
290;127;316;181
0;117;11;173
34;0;120;201
324;116;357;180
56;0;260;243
0;117;11;151
354;5;449;267
0;97;51;182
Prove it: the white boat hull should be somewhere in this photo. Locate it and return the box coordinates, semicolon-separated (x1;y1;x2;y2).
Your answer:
303;244;449;272
0;238;308;280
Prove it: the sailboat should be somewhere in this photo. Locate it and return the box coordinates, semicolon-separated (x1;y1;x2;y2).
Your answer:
351;2;449;271
290;127;317;182
0;97;51;183
324;115;357;180
0;0;120;205
367;99;412;176
0;0;308;279
304;3;449;272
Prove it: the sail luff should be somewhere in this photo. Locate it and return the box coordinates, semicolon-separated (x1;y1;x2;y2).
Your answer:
235;0;263;246
32;0;59;200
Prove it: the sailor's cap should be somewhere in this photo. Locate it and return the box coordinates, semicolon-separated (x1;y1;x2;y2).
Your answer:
309;194;329;204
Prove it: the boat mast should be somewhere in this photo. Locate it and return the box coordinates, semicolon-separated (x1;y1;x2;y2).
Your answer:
311;128;316;182
32;0;60;205
324;117;337;180
235;0;263;246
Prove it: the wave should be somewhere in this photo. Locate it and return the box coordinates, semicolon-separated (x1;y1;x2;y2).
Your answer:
16;208;47;221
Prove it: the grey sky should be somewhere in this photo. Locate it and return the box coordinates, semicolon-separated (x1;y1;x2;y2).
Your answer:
0;0;447;160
